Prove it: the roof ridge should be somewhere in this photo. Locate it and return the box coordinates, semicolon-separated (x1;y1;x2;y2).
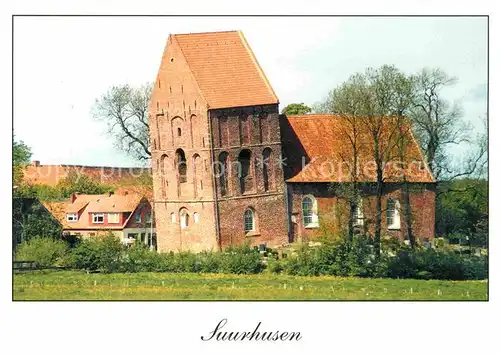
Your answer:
173;30;238;37
237;30;279;105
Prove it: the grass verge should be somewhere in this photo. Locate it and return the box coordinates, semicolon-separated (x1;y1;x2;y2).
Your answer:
13;270;487;300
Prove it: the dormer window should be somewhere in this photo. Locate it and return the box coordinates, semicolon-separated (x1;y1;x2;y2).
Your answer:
135;213;142;223
146;213;151;224
66;213;78;222
108;213;120;224
92;213;104;224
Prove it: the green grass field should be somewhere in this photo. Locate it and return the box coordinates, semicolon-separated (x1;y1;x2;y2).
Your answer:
13;271;487;300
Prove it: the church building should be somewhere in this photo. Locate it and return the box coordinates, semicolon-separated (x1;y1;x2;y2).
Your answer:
148;30;435;252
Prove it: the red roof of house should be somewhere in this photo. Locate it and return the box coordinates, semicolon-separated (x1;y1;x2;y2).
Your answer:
22;163;151;187
280;114;434;183
42;192;148;230
172;30;278;109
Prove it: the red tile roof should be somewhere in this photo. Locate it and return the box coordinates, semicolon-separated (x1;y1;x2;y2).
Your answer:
172;30;278;109
42;192;147;230
22;163;151;187
85;193;144;213
281;114;434;183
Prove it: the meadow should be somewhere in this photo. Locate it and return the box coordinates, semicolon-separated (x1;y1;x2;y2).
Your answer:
13;270;487;300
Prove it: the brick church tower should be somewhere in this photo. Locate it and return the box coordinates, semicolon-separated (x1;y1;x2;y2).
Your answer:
149;30;289;252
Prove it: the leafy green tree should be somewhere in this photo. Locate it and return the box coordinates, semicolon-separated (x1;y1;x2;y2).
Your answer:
437;178;488;246
325;65;415;254
13;139;32;185
281;103;312;115
12;198;63;248
56;171;114;197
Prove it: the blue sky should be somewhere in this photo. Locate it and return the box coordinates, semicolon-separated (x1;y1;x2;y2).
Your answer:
13;16;487;167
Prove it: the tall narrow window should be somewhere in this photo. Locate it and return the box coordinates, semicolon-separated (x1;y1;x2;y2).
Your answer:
302;196;319;228
180;209;189;229
161;154;169;198
387;199;401;230
244;208;255;233
193;154;202;197
262;148;272;192
238;149;252;194
352;199;364;226
218;152;229;196
175;149;187;183
177;127;182;137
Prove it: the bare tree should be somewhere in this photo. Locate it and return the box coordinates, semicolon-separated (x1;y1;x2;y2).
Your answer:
325;74;367;242
92;83;153;162
329;66;417;254
409;68;473;180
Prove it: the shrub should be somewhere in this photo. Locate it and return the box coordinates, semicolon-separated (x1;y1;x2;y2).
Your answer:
462;255;488;280
386;248;488;280
69;234;124;273
174;252;202;273
198;251;223;273
121;242;162;273
219;245;264;274
15;237;69;267
266;258;284;274
282;235;375;277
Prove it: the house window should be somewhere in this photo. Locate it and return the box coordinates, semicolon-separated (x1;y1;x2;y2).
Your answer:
92;213;104;224
108;213;120;224
244;208;255;233
180;210;189;229
352;199;364;226
66;213;78;222
302;196;319;228
193;212;199;223
171;212;176;223
146;213;151;224
135;213;142;223
387;198;401;230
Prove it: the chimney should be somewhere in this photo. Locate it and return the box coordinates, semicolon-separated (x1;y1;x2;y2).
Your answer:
32;160;40;167
70;193;77;203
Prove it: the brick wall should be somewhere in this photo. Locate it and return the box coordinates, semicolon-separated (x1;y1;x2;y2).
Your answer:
209;105;290;249
149;35;217;252
288;182;436;242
